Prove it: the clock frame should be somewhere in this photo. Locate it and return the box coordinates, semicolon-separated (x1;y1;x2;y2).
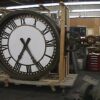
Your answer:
0;10;59;80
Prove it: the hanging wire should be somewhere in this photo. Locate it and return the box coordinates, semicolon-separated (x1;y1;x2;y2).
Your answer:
10;0;25;5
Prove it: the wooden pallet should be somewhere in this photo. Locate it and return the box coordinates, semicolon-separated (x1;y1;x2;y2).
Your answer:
0;73;77;87
0;72;77;92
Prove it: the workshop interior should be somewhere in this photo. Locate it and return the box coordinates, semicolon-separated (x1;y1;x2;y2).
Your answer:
0;0;100;100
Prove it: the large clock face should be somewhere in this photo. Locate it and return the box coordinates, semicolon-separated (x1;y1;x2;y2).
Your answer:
0;11;59;80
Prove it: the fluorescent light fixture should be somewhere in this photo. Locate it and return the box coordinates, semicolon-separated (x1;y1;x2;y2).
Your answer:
43;1;100;6
6;4;39;9
43;3;59;7
83;15;100;18
71;9;100;12
0;13;2;16
70;16;79;18
70;15;100;18
65;1;100;5
6;3;59;10
6;1;100;10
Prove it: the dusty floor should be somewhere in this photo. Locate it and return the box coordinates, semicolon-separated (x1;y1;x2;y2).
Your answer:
0;71;100;100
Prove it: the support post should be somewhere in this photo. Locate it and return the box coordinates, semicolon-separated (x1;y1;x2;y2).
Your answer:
59;2;66;81
65;7;70;75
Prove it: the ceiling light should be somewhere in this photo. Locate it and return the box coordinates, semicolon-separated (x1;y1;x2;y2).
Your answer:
70;16;79;18
65;1;100;5
71;9;100;12
70;15;100;18
6;3;59;10
6;1;100;10
6;4;39;9
43;3;59;7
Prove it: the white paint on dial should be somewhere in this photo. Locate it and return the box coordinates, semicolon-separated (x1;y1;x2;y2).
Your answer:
45;47;54;57
5;27;12;33
36;21;46;31
44;32;53;40
14;18;35;26
20;65;39;73
3;49;10;59
9;26;45;65
25;18;35;25
20;65;27;72
1;39;8;45
9;58;15;67
31;65;38;72
40;56;50;66
14;19;22;26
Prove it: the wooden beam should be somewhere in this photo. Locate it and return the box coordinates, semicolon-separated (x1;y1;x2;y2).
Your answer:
59;3;66;81
65;7;70;75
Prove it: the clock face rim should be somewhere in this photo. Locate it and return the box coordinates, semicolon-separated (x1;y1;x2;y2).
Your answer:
0;10;60;80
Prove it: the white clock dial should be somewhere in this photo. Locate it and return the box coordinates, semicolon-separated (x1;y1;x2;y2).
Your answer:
0;11;59;80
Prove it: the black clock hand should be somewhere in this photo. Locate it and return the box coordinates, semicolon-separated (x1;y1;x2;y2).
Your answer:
20;38;43;70
14;38;31;71
16;38;31;63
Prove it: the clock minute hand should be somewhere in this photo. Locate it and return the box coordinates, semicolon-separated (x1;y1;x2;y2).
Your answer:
20;38;43;70
17;38;31;63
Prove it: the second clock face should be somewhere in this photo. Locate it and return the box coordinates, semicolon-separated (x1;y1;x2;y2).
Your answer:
0;11;59;80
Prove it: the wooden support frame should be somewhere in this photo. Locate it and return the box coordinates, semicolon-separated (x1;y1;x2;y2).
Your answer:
59;2;70;81
0;2;77;89
65;6;70;75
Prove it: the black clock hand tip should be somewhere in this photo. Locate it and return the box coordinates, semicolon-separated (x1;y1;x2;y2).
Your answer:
20;38;31;43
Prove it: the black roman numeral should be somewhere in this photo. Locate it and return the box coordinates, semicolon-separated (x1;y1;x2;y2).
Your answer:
46;39;56;47
2;31;10;39
10;20;17;29
45;54;53;59
36;62;44;70
33;19;37;27
5;56;11;62
14;63;21;72
8;20;17;30
42;26;50;35
26;65;32;73
1;45;8;51
21;18;26;25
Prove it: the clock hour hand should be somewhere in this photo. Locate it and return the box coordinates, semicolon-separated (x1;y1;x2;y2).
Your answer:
20;38;43;70
17;38;31;63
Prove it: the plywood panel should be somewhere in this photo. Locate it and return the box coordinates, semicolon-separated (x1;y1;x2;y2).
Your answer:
70;18;100;35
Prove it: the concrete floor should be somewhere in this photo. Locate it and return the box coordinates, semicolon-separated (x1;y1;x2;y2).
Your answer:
0;84;67;100
0;71;100;100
